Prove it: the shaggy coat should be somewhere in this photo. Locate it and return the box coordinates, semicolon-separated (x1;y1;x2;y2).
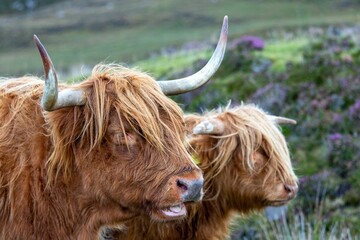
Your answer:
101;104;298;240
0;65;202;239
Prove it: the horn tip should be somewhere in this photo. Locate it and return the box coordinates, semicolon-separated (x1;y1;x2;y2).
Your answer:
33;34;41;44
221;16;229;39
222;15;228;27
272;116;297;125
33;34;44;51
284;118;297;125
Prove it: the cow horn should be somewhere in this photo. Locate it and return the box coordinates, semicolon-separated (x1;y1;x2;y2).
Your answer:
157;16;228;96
34;35;86;111
269;116;297;125
193;119;225;135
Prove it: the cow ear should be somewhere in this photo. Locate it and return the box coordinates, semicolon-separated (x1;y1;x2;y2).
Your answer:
192;118;225;135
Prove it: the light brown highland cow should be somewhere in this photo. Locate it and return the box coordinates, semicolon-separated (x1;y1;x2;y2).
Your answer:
101;103;298;240
0;17;228;239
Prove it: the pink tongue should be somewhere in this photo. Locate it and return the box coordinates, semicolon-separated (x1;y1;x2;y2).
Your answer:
161;204;186;217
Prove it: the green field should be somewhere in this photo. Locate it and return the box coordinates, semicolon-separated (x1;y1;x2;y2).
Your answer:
0;0;359;76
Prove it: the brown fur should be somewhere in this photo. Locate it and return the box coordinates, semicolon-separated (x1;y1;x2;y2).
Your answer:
0;64;201;239
102;103;298;240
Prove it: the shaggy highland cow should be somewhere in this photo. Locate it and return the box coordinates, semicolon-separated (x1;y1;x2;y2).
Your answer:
101;103;298;240
0;17;228;239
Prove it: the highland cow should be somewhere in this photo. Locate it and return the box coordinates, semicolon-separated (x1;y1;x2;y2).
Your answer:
0;17;228;239
101;103;298;240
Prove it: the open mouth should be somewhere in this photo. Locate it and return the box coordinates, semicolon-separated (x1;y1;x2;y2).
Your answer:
151;203;186;221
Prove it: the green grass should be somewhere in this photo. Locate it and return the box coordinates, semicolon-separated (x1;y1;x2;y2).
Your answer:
231;199;360;239
0;0;359;76
258;38;308;72
137;49;212;79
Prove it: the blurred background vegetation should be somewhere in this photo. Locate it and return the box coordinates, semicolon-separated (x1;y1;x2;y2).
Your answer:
0;0;359;239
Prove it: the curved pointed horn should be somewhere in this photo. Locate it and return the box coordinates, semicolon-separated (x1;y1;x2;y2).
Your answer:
269;116;297;125
193;119;225;135
158;16;228;96
34;35;86;111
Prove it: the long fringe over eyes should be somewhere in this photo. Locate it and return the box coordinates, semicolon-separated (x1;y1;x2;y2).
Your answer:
47;64;188;183
0;65;188;184
194;104;297;187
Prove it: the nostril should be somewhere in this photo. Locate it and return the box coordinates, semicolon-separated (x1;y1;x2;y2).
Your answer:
284;184;299;196
284;184;292;193
176;179;188;192
175;177;203;202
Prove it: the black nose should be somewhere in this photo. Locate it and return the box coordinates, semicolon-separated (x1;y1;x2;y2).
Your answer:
176;178;204;202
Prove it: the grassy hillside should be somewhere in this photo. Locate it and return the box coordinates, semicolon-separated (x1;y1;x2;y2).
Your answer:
1;0;360;238
0;0;359;76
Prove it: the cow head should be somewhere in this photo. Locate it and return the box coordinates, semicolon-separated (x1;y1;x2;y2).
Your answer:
33;17;228;222
186;103;298;212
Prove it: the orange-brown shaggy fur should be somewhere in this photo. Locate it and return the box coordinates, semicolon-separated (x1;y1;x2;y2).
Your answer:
0;65;199;239
102;103;298;240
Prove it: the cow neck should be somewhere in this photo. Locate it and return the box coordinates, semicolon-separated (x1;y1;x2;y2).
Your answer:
52;169;138;239
188;175;236;240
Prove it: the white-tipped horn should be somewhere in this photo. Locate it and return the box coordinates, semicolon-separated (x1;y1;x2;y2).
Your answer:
269;116;297;125
34;35;86;111
193;119;225;135
157;16;228;95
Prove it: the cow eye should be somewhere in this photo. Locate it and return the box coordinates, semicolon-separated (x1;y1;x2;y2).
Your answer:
255;147;269;160
113;132;137;146
114;132;126;144
253;150;266;169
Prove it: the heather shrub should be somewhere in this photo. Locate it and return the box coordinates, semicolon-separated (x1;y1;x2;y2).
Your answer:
169;26;360;236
